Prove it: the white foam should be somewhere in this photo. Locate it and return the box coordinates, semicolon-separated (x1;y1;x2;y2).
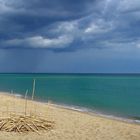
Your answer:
13;93;23;98
0;91;23;98
49;102;140;124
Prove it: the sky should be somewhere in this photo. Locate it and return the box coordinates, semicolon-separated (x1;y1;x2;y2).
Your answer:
0;0;140;73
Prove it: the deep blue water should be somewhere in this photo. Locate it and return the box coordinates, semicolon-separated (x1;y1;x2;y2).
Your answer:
0;73;140;119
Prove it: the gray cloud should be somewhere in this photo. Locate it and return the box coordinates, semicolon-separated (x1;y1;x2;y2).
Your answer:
0;0;140;51
1;0;140;72
3;35;73;49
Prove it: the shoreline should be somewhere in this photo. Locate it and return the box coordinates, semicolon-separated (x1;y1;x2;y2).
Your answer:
1;91;140;125
48;103;140;125
0;91;140;140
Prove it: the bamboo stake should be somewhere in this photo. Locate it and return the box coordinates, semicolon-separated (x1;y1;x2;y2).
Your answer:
24;90;28;116
32;79;36;101
6;104;8;116
31;79;36;116
0;78;54;134
13;90;16;114
11;90;13;95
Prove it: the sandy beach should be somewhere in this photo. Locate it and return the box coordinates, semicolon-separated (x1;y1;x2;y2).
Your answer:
0;92;139;140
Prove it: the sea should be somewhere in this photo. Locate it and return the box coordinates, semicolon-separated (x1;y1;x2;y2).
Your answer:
0;73;140;122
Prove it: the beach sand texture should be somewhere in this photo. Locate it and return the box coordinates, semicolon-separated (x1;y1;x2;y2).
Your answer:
0;93;139;140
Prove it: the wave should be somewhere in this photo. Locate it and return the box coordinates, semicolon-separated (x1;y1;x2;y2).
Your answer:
48;102;140;124
0;91;23;98
13;93;23;98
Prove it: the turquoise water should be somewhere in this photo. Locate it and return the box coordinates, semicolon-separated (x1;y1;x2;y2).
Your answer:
0;73;140;119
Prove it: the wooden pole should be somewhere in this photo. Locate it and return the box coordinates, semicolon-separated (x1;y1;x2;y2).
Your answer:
25;90;28;116
6;104;8;116
10;90;13;95
31;79;36;116
13;90;16;114
32;79;36;100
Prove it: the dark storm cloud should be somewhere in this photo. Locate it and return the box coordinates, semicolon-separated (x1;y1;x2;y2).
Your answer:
0;0;95;36
1;0;140;51
0;0;97;49
1;0;140;72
